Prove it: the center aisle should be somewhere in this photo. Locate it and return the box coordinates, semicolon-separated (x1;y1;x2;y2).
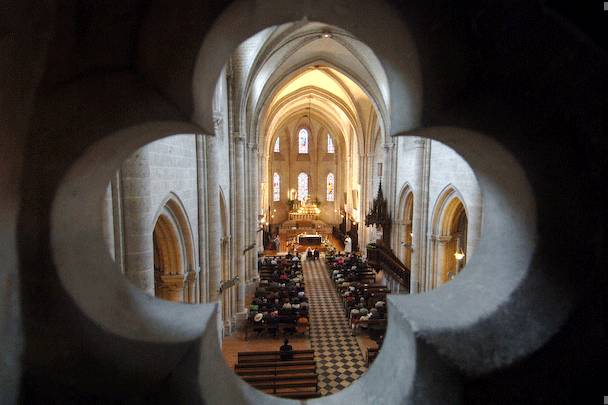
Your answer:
303;257;367;396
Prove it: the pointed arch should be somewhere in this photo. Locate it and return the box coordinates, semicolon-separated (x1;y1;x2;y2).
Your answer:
430;185;469;287
152;193;196;303
396;183;414;268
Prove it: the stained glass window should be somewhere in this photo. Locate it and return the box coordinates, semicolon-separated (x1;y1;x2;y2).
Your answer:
272;173;280;201
327;134;335;153
327;173;335;201
297;172;308;201
298;128;309;154
273;137;280;153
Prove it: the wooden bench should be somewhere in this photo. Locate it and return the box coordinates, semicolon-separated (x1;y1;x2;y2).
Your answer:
367;347;379;366
235;359;316;370
238;349;315;363
235;356;320;399
247;374;319;397
244;320;310;340
235;363;316;377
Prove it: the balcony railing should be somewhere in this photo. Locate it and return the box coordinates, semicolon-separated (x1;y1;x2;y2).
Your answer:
367;244;410;293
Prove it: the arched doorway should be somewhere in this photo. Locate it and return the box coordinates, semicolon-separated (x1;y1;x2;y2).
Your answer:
431;187;468;287
402;191;414;269
152;195;197;303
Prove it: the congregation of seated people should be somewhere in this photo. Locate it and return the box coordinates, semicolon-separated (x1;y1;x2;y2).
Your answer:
326;252;387;343
249;253;310;338
327;253;372;284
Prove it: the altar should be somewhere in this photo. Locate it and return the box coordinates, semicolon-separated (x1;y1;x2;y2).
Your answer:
288;199;321;221
278;219;332;251
297;234;322;245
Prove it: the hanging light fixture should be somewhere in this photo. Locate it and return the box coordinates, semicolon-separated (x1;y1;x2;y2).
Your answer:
454;247;465;261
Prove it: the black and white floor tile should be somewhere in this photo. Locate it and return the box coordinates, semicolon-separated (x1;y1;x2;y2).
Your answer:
302;259;367;396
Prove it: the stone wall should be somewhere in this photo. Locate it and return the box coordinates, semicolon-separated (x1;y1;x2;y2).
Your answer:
392;136;482;291
269;117;342;225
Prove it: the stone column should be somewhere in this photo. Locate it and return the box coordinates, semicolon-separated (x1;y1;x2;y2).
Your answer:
186;271;197;303
196;134;208;303
205;132;222;302
233;134;246;312
383;141;396;246
110;173;126;274
431;235;452;288
101;183;115;261
411;138;430;293
247;142;259;282
157;274;186;302
362;152;374;249
121;149;154;295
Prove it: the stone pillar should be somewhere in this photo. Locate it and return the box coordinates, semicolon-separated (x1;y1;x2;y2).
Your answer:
363;152;375;249
187;271;197;304
383;141;396;246
157;274;185;302
101;183;116;261
247;142;259;282
205;132;222;302
233;134;246;312
411;138;431;293
110;173;126;274
431;235;452;288
121;149;154;294
196;135;208;303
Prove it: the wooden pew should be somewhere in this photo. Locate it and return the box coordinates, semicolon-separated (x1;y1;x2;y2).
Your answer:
235;363;316;377
234;356;320;399
246;374;319;398
238;349;315;363
367;347;379;366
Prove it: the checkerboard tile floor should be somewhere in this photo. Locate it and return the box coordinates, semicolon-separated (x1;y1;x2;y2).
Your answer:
303;259;367;396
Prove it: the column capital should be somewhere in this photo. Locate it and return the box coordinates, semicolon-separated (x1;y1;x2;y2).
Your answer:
413;138;426;147
431;234;452;243
248;142;258;151
232;132;245;143
157;273;186;289
383;142;395;151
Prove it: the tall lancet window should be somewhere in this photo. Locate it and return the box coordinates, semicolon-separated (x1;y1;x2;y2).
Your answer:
298;128;309;154
297;172;308;201
326;173;335;201
327;134;335;153
273;137;280;153
272;173;280;201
